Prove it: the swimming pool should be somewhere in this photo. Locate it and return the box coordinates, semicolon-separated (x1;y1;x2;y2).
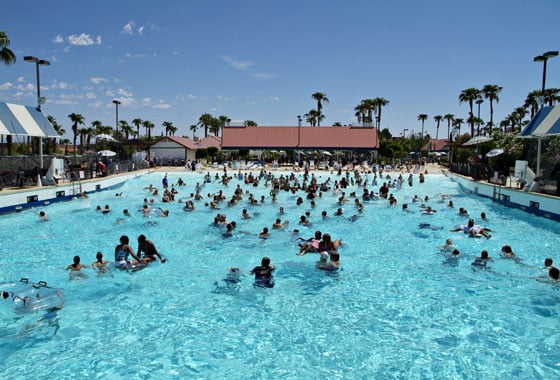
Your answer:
1;170;559;378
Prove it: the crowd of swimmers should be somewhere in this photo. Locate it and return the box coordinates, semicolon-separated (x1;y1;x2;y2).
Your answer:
38;163;558;286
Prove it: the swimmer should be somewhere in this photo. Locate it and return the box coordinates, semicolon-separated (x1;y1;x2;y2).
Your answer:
500;244;516;258
549;267;560;281
37;211;49;221
272;218;283;229
251;256;275;288
137;234;166;264
472;250;493;267
437;239;456;253
114;235;141;269
66;255;88;280
316;251;340;271
92;252;110;275
258;227;270;239
101;205;110;214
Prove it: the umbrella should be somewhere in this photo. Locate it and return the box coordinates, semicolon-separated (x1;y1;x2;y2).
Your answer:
463;135;493;146
95;133;116;142
486;148;504;158
321;151;332;156
98;150;117;157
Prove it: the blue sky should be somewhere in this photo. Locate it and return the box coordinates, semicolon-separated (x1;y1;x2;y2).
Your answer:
1;0;559;140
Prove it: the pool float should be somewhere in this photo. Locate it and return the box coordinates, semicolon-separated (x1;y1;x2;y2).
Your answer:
1;278;65;314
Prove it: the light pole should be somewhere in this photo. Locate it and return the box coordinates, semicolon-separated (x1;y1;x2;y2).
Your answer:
113;100;121;162
297;115;302;163
534;51;558;93
476;99;483;135
402;128;408;162
24;56;50;170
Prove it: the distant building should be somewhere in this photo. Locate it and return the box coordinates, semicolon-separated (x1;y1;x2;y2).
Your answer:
148;136;221;163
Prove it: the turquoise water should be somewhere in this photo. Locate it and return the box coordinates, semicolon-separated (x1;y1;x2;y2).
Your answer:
0;170;559;379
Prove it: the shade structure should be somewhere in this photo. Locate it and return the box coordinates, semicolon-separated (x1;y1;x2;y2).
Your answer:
486;148;504;158
518;105;560;137
98;150;116;157
321;151;332;156
94;133;116;142
0;102;59;137
463;135;493;146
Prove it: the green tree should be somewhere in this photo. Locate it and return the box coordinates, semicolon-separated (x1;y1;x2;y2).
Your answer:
482;84;502;135
47;115;65;154
311;92;329;126
143;120;155;141
444;114;454;142
0;31;16;65
162;121;174;136
244;120;258;126
433;115;442;140
198;113;213;137
132;118;143;140
373;97;389;130
304;110;320;126
189;124;198;139
68;113;85;155
459;87;481;136
417;114;428;140
120;120;133;140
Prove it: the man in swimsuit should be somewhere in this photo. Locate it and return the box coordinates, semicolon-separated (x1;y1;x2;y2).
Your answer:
137;234;166;264
251;256;275;288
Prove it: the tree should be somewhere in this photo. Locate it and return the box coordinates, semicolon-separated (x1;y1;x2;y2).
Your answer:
120;120;133;140
142;120;155;141
543;88;560;106
218;115;230;136
459;87;481;136
47;115;65;154
198;113;213;137
132;118;143;139
524;90;542;119
417;114;428;140
244;120;257;126
482;84;502;136
162;121;174;136
443;114;454;143
433;115;442;140
68;113;85;156
454;118;464;137
189;124;198;139
311;92;329;126
354;102;368;125
374;97;389;130
304;110;320;126
0;31;16;65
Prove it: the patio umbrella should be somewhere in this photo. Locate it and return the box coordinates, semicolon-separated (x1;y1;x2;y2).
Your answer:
98;150;117;157
321;151;332;156
486;148;504;158
94;133;116;142
462;135;493;146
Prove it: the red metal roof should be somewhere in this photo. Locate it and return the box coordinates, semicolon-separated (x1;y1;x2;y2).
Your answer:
423;138;449;151
152;135;221;149
221;126;378;150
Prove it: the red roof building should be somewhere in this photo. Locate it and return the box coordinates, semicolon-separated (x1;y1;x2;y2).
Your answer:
423;138;449;152
221;125;379;150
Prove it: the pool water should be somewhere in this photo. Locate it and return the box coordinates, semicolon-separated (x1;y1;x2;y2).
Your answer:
0;170;559;379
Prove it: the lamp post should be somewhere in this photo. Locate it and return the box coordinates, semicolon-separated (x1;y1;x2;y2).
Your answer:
402;128;408;162
534;51;559;93
24;56;50;170
112;100;121;162
297;115;302;163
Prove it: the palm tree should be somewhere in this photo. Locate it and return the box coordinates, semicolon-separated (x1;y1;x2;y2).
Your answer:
68;113;85;156
244;120;258;127
0;31;16;65
198;113;213;137
454;118;464;136
524;90;542;119
311;92;329;126
162;121;174;136
120;120;133;140
459;87;481;136
482;84;502;136
374;97;389;130
433;115;442;140
218;115;230;136
543;88;560;106
443;114;454;143
46;115;65;154
143;120;155;141
417;114;428;140
132;118;143;140
354;102;368;125
189;124;198;139
304;110;320;127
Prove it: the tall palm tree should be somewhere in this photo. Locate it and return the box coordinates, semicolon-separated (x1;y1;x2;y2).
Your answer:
454;118;464;137
189;124;198;139
524;90;542;119
162;121;174;136
304;110;320;127
543;88;560;106
417;114;428;140
482;84;502;136
311;92;329;127
374;97;389;130
443;114;454;143
47;115;65;154
68;113;85;156
459;87;481;136
91;120;103;135
198;113;213;137
143;120;155;141
132;118;143;140
120;120;133;140
0;31;16;65
218;115;230;136
433;115;443;141
354;102;368;125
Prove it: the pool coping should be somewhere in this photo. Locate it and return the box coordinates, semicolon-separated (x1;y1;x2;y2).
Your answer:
0;169;153;215
448;172;560;222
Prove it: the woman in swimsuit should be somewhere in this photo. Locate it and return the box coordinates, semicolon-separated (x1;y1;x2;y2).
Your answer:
114;235;141;269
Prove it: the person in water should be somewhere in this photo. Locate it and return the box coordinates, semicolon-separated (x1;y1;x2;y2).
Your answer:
92;252;110;274
316;251;340;271
114;235;141;269
66;255;88;279
137;234;166;264
251;256;275;288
